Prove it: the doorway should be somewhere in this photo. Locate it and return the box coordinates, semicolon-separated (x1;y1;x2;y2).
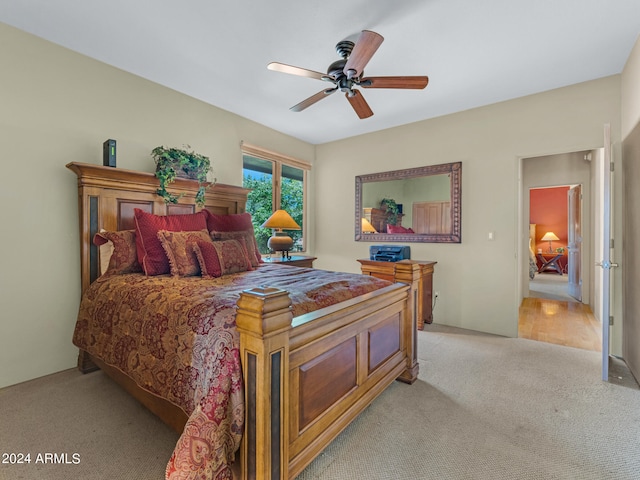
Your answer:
528;184;577;302
519;150;600;351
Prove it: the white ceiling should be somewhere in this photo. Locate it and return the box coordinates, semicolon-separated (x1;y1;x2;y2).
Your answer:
2;0;639;145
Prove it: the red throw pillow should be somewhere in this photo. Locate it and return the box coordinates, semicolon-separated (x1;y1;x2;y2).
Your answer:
210;230;261;268
194;238;253;277
206;211;254;231
206;211;263;264
387;224;408;234
386;225;416;234
93;230;142;275
134;208;208;276
192;241;223;278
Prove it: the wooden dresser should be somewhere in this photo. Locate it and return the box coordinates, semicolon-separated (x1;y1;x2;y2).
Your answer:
358;259;436;330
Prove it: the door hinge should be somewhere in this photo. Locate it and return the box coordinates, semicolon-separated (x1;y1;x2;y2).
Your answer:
610;162;615;172
609;316;614;326
610;238;614;249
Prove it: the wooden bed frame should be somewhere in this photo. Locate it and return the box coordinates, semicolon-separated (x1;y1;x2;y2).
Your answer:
67;162;420;479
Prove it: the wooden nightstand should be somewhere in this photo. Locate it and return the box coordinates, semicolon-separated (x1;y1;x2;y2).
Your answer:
358;259;436;330
264;255;316;268
536;252;564;274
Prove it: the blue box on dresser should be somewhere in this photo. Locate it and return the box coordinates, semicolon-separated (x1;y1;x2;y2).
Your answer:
369;245;410;262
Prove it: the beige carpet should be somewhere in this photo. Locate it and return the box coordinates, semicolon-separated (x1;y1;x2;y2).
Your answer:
2;325;639;480
528;273;576;302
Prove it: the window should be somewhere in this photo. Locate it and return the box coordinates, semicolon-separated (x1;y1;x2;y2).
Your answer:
241;143;310;255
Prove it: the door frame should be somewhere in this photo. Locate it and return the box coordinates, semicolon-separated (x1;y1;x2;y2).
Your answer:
600;124;613;381
525;183;583;298
518;151;592;306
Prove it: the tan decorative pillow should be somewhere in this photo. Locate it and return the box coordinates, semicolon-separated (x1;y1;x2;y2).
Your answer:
210;238;254;275
210;230;261;267
156;230;212;277
206;212;263;265
93;230;142;276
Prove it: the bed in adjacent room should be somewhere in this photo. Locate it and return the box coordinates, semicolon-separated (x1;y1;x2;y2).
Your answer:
67;162;421;480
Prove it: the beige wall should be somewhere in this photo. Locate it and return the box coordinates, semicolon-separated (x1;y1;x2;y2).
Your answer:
622;35;640;139
315;76;622;338
0;23;314;389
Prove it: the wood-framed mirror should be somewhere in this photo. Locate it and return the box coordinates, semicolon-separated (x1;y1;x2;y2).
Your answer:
355;162;461;243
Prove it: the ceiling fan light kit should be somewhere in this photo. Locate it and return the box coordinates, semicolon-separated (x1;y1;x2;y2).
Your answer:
268;30;428;119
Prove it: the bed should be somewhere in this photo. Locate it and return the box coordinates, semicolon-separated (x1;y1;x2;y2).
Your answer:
67;162;420;479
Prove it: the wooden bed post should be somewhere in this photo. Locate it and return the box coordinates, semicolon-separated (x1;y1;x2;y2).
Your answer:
236;287;293;480
393;261;420;384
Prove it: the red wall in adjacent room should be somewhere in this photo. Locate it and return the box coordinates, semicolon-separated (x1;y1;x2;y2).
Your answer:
530;186;569;253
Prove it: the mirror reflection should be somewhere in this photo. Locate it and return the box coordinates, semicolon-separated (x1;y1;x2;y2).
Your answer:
355;162;461;243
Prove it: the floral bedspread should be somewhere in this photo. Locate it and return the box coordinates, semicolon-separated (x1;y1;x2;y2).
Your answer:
72;264;391;480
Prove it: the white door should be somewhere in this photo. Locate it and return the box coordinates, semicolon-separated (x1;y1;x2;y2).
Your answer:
567;185;582;301
599;124;617;381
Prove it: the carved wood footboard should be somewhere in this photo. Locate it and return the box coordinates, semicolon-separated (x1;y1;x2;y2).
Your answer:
236;270;417;479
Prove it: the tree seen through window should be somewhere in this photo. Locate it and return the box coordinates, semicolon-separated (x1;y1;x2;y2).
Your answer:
243;155;305;254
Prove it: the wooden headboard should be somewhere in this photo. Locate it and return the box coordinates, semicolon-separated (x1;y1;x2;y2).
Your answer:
67;162;250;294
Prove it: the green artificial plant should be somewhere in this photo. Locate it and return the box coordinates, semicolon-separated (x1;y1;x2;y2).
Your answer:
152;145;212;207
380;198;400;225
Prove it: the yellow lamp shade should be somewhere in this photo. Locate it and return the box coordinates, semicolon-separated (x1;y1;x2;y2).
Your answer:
361;217;377;233
261;209;300;230
541;231;559;253
262;209;300;259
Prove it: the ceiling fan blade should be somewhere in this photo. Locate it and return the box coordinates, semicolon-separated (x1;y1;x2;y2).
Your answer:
290;88;337;112
268;62;335;82
360;76;429;89
345;90;373;119
343;30;384;79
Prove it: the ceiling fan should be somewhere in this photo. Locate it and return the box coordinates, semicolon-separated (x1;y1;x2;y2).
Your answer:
267;30;429;119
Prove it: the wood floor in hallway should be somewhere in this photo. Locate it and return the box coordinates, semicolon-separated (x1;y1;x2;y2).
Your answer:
519;297;602;352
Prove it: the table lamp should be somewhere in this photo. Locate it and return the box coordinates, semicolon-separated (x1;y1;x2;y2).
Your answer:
261;209;301;259
541;231;559;253
361;217;378;234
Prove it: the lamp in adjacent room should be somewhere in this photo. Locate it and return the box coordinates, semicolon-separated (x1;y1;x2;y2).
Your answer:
361;217;377;234
541;231;559;253
261;209;301;259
